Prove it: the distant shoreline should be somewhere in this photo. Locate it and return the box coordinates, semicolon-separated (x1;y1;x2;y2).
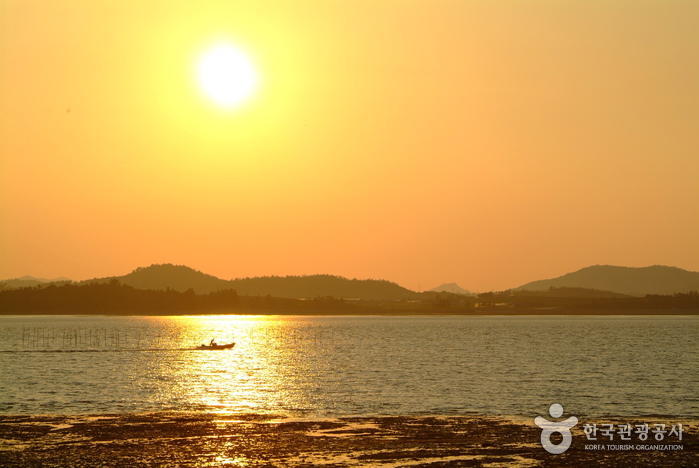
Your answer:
3;274;696;314
2;308;698;316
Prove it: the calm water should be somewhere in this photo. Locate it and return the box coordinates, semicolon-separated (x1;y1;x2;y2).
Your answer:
0;315;697;418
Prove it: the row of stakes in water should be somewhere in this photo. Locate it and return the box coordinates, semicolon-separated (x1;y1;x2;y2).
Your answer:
1;326;336;350
0;327;157;350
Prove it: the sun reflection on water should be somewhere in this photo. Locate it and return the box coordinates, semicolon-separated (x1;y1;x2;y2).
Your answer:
161;315;317;416
211;455;249;467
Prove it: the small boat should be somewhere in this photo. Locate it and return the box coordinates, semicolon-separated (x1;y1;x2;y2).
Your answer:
196;342;235;350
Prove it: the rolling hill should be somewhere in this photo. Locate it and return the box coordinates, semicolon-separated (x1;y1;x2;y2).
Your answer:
87;264;232;294
514;265;699;296
4;264;697;301
0;276;72;291
84;264;418;300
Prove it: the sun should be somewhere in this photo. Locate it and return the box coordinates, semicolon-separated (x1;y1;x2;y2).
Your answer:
197;44;257;108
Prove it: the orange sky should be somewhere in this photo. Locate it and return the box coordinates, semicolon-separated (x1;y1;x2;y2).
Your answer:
2;0;698;292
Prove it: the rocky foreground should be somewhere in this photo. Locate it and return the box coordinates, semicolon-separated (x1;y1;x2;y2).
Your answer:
0;413;696;467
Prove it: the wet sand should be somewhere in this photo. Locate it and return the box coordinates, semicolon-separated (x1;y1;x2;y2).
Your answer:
0;413;696;467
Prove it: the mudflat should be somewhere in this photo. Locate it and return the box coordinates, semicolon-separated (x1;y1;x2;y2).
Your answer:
0;413;696;467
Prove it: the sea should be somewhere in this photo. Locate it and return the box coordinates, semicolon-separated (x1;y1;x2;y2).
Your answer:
0;314;697;419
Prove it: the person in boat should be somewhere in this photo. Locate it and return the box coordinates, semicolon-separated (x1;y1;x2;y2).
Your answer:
209;339;217;346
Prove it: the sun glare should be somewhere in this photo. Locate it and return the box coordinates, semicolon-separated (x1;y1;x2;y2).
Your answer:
197;44;257;108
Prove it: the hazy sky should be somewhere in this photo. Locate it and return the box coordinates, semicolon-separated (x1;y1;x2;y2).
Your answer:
2;0;698;292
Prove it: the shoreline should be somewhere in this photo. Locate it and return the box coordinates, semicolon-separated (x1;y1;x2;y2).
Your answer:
2;309;698;316
1;412;697;467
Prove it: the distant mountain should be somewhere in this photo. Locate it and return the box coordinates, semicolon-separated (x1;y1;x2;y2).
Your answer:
84;264;418;300
515;265;699;296
86;264;232;294
0;276;72;290
229;274;417;300
429;283;474;296
17;275;72;283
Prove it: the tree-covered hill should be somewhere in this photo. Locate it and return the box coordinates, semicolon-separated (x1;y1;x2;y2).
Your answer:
82;264;418;300
515;265;699;296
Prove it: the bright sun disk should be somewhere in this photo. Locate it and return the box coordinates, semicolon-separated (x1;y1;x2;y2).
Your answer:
197;44;257;108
